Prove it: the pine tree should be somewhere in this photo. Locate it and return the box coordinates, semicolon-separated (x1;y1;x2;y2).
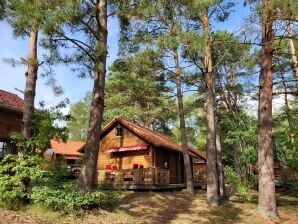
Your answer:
3;0;64;150
104;49;176;135
182;0;235;205
44;0;109;192
257;0;278;218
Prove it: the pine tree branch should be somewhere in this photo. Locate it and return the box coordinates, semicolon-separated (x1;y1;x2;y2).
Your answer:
273;91;298;96
53;32;95;63
273;78;298;85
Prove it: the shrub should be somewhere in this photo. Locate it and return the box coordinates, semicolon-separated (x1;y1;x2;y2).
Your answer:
225;166;252;202
31;183;119;213
0;154;119;212
0;154;43;209
278;178;298;196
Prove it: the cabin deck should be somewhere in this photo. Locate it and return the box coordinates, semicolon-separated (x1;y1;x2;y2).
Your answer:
97;167;206;190
99;183;187;190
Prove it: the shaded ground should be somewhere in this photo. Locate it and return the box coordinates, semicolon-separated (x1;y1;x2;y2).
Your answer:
0;190;297;224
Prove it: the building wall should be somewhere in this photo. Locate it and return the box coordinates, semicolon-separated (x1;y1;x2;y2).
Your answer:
0;109;22;139
154;148;182;184
98;125;152;169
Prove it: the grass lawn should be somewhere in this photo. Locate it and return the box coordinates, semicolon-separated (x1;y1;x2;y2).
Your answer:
0;190;297;224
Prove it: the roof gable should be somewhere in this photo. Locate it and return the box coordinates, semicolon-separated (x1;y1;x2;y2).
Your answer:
101;116;206;160
0;89;24;112
50;139;85;156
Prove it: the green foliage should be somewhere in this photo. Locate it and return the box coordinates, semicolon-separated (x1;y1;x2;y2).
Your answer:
172;95;206;148
31;184;119;213
104;49;176;135
273;100;298;170
225;166;252;202
4;0;73;36
0;154;43;209
67;92;91;140
278;178;298;197
0;0;5;20
219;110;258;166
11;100;70;152
0;154;119;212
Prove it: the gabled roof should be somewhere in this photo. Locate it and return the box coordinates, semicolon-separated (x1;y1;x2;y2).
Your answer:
0;89;24;112
101;116;206;160
50;139;85;156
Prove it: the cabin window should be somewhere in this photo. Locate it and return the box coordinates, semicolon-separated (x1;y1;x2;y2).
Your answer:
115;127;123;137
0;140;16;158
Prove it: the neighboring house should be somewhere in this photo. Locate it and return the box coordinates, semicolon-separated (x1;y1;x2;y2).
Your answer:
0;89;24;158
44;139;85;176
97;116;207;189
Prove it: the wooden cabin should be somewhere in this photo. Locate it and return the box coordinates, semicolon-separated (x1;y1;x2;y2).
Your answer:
97;116;207;189
0;90;24;159
44;140;85;176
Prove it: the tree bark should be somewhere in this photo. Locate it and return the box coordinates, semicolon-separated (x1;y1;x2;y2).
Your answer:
21;26;39;148
200;7;219;206
286;21;298;91
78;0;108;193
173;47;194;195
257;0;278;219
215;120;226;198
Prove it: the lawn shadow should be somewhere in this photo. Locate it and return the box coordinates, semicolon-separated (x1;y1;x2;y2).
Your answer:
276;193;298;207
115;189;245;224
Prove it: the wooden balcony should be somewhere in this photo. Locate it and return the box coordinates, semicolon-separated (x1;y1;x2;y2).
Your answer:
97;167;171;189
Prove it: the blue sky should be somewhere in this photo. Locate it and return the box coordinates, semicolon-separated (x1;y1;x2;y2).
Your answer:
0;1;252;113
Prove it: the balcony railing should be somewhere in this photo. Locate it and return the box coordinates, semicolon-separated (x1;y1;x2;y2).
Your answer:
97;167;170;187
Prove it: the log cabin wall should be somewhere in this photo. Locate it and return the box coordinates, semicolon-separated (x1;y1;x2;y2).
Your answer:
0;109;22;139
98;125;153;169
153;148;181;184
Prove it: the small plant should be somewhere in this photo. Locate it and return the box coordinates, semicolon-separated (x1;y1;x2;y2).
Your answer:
225;166;252;202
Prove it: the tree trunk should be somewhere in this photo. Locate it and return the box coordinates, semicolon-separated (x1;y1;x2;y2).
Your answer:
286;21;298;91
173;47;194;195
200;7;219;206
232;144;241;176
257;0;278;219
78;0;108;193
21;26;39;149
215;120;226;198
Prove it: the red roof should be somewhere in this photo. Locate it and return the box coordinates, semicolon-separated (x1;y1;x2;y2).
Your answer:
0;89;24;111
50;139;85;156
101;116;206;160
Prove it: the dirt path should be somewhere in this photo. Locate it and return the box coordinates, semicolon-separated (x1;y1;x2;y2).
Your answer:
0;190;297;224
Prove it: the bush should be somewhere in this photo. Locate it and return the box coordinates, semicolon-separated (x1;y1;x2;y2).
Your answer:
278;178;298;196
0;154;119;212
31;183;119;213
225;166;252;202
0;154;43;209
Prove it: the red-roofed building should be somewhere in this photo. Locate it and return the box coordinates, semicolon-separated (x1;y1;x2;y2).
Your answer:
44;140;85;176
97;116;206;189
50;139;85;158
0;89;24;158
